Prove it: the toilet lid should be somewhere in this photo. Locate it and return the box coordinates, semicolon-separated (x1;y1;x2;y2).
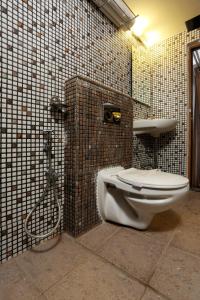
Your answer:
117;168;189;189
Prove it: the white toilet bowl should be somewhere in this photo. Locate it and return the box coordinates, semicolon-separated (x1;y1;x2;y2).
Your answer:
96;166;189;230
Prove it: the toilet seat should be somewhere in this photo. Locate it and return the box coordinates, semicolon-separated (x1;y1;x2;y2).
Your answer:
117;168;189;189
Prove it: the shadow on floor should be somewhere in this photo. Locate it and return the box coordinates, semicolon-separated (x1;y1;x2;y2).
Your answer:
148;209;181;232
29;234;62;253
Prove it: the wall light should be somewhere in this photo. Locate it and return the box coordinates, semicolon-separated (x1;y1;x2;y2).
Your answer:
91;1;160;48
129;15;160;47
143;31;160;47
131;16;148;37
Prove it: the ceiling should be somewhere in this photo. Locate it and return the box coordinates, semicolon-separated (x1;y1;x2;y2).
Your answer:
124;0;200;41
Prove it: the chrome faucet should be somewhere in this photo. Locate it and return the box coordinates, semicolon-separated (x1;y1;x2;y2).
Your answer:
50;96;67;114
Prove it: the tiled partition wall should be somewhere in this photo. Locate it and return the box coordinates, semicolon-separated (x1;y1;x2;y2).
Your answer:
0;0;145;262
64;76;133;236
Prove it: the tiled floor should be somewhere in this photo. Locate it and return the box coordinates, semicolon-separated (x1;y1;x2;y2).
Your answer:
1;191;200;300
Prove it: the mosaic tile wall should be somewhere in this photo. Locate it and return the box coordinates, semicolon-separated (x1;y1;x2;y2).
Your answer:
132;101;152;169
151;29;200;175
0;0;137;262
132;46;152;106
131;44;153;169
64;76;133;236
132;29;200;175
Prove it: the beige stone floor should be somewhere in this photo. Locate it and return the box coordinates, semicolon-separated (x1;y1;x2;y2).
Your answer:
1;191;200;300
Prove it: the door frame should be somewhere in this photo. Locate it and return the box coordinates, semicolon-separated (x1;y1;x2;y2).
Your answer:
187;39;200;183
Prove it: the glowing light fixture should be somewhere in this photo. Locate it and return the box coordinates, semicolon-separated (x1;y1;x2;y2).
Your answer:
143;31;160;47
129;15;160;47
91;1;160;47
131;16;148;37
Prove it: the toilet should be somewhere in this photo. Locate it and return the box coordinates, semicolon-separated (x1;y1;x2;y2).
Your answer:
96;166;189;229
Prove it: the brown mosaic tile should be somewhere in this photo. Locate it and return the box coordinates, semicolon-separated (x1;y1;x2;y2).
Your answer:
64;76;133;236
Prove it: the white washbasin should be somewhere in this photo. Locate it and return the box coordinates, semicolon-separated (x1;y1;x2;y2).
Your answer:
133;118;178;137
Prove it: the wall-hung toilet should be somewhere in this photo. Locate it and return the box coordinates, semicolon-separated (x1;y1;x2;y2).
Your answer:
97;167;189;229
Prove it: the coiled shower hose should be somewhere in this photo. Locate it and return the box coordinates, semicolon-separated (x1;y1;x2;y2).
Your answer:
24;130;62;239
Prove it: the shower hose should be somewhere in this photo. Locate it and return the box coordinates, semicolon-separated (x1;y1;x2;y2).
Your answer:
24;130;62;239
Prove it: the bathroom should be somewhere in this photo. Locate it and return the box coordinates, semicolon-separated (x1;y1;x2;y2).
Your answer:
1;0;200;299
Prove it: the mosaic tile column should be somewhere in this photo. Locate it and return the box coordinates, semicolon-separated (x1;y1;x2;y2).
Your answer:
64;76;133;236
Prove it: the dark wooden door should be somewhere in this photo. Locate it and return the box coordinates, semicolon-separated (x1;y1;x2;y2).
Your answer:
192;66;200;189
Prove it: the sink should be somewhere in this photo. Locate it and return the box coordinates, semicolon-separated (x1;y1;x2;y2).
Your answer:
133;118;178;137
